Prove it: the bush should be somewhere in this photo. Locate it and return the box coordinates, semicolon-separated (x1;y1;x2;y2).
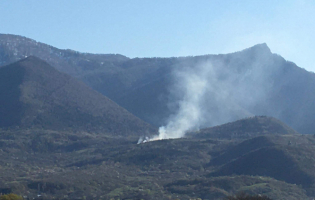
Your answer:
0;193;23;200
226;192;272;200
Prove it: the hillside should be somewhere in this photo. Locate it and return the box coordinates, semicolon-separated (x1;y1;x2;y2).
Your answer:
165;175;308;200
1;34;315;134
0;56;155;136
208;134;315;192
0;128;312;199
189;116;299;139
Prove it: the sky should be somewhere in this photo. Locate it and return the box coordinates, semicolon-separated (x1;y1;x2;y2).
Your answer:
1;0;314;72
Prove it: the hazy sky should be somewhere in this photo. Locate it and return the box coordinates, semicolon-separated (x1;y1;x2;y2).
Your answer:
1;0;314;72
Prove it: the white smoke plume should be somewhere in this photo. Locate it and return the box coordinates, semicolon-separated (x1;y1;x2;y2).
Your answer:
146;62;214;141
139;45;278;143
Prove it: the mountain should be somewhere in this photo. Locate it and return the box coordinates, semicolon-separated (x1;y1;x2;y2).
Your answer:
0;34;129;77
2;34;315;199
189;116;299;139
0;56;155;136
1;34;315;135
114;44;315;135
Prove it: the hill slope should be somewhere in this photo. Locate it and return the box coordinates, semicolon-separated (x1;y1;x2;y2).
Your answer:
1;34;315;134
0;117;313;199
189;116;299;139
209;135;315;189
0;56;155;136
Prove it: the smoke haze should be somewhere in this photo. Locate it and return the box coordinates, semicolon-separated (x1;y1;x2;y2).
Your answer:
147;45;279;141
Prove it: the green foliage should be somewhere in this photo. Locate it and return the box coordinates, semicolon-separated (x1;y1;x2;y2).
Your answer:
165;175;308;200
226;192;272;200
0;129;313;199
0;193;23;200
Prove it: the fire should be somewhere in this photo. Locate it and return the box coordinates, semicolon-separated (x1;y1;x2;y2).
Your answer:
137;127;168;144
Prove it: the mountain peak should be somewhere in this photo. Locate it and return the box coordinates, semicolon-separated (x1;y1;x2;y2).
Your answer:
251;42;270;51
252;42;269;48
241;43;271;55
16;56;51;68
21;55;41;61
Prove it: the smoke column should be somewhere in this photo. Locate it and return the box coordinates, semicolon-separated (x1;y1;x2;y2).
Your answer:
139;44;276;143
150;62;213;140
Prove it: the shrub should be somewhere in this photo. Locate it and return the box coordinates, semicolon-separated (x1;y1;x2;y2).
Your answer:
0;193;23;200
226;192;272;200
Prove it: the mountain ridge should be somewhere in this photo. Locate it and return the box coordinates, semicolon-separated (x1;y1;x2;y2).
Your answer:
1;34;315;134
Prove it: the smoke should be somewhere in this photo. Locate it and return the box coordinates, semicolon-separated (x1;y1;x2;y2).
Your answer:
140;44;279;143
155;63;213;139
